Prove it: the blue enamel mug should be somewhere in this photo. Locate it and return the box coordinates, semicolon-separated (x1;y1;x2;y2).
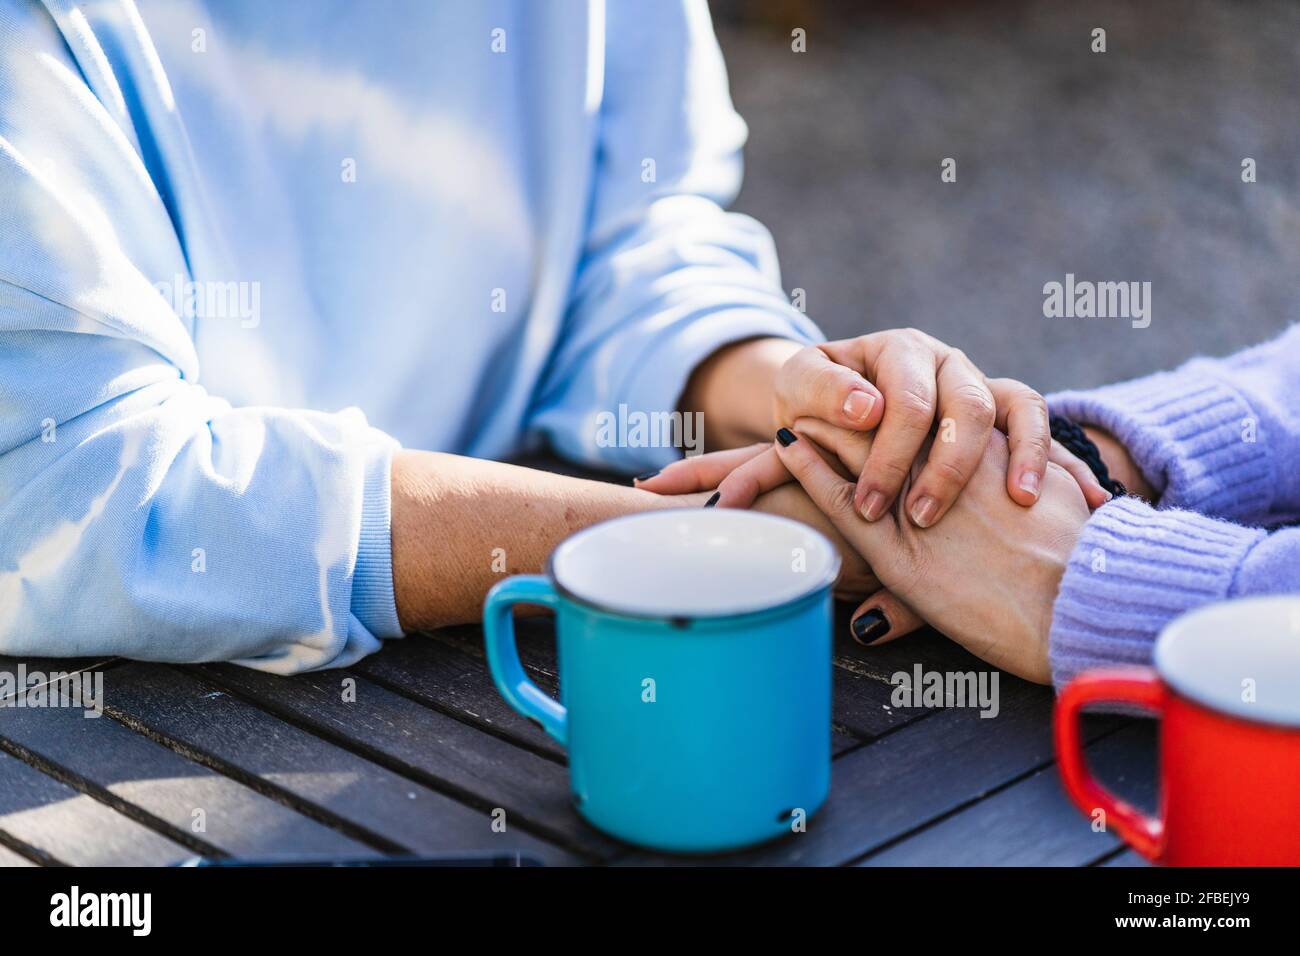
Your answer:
483;508;839;853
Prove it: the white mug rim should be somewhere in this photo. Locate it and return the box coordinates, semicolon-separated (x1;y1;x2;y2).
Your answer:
1155;595;1300;728
548;508;841;621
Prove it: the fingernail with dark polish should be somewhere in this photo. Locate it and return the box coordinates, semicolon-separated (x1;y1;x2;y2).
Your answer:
704;491;721;508
634;469;660;483
776;427;797;447
851;609;890;646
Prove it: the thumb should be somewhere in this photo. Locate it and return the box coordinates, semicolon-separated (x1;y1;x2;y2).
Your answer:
848;590;925;647
777;346;884;431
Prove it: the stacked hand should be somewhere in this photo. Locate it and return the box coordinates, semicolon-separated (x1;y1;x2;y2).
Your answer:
642;329;1107;683
773;419;1088;683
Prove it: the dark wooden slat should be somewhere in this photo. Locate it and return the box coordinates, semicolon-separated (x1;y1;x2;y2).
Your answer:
0;657;119;703
196;662;620;859
354;632;565;759
0;751;190;865
0;842;38;866
0;700;374;860
827;612;1010;740
1101;849;1151;867
857;720;1155;866
101;664;581;865
0;656;118;673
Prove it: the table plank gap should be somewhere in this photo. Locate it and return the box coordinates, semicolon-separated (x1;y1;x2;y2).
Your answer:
101;664;582;864
850;718;1142;866
0;657;122;705
192;662;619;861
0;735;226;859
352;636;568;764
182;665;608;858
0;751;191;865
102;685;412;856
0;828;60;866
0;695;377;860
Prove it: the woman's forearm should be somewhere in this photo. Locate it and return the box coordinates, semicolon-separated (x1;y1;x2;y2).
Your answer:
390;450;707;631
389;447;873;632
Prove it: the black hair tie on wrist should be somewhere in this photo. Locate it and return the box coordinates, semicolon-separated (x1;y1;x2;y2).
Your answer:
1048;415;1127;498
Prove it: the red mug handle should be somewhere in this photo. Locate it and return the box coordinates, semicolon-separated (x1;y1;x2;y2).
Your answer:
1054;668;1167;861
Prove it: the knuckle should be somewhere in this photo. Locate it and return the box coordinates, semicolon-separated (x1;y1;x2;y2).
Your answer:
776;345;819;386
725;472;761;505
949;382;996;424
892;387;936;427
924;457;970;491
1014;430;1052;457
815;361;848;395
825;480;859;520
794;344;823;370
1020;388;1048;410
1019;391;1050;421
871;456;911;489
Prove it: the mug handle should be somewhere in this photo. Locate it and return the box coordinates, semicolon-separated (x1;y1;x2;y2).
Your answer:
483;575;567;745
1054;667;1167;861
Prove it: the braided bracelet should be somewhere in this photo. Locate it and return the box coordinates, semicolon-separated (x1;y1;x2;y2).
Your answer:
1048;415;1128;498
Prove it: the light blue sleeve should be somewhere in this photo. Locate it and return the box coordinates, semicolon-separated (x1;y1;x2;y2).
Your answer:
0;1;402;672
526;0;823;473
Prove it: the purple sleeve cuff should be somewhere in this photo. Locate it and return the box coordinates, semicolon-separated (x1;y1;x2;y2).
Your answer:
1049;496;1264;690
1048;366;1274;524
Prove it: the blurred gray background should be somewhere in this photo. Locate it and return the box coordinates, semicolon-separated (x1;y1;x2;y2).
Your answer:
712;0;1300;393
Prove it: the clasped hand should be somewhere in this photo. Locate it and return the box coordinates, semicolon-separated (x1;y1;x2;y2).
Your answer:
642;329;1102;684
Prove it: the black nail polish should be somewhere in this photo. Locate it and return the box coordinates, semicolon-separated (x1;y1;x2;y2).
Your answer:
704;491;720;508
776;427;797;447
634;469;660;483
851;609;890;646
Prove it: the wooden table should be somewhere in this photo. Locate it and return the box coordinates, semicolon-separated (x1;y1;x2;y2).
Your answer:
0;608;1156;866
0;454;1159;867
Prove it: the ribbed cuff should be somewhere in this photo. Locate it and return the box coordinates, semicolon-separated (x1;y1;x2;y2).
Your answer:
617;307;822;471
1049;496;1265;689
1048;365;1274;523
351;439;404;638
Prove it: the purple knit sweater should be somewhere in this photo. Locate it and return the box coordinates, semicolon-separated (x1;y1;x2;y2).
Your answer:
1046;323;1300;689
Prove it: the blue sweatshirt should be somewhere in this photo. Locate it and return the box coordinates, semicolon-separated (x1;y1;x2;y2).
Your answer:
0;0;819;672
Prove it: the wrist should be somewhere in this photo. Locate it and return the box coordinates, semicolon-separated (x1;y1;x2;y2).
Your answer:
1082;426;1157;501
680;336;803;449
390;450;713;631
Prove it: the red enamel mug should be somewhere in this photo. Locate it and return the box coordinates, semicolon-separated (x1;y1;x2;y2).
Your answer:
1055;596;1300;865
